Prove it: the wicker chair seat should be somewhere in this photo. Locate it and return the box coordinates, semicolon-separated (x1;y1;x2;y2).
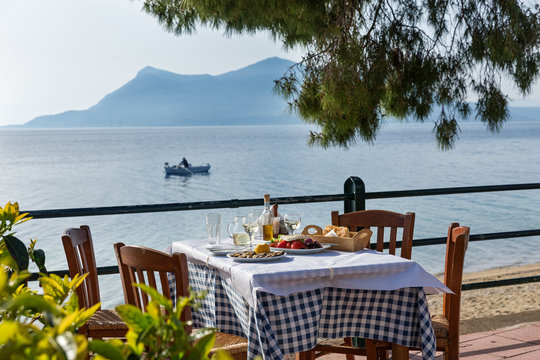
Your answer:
431;314;450;339
86;309;128;331
210;332;248;356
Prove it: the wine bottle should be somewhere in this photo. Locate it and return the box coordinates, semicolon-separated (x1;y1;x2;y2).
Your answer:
261;194;273;240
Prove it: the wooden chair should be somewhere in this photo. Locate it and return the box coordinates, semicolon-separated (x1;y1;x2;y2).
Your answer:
61;225;128;339
372;223;470;360
331;210;416;259
308;210;416;360
113;242;248;359
433;223;469;359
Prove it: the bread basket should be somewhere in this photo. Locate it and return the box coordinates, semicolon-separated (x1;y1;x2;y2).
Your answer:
301;225;372;252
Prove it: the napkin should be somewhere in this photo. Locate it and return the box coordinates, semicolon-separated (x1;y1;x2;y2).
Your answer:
325;230;338;237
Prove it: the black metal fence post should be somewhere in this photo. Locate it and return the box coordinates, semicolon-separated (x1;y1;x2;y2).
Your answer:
344;176;366;213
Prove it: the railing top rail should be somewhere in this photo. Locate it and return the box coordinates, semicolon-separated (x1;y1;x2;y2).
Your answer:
366;183;540;199
24;182;540;219
25;193;351;219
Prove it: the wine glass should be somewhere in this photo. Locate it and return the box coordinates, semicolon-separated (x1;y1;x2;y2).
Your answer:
284;213;301;235
242;214;259;250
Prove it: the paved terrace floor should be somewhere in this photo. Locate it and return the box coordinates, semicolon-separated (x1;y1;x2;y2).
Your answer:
317;322;540;359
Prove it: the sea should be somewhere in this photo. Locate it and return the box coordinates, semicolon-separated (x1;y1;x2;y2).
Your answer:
1;121;539;308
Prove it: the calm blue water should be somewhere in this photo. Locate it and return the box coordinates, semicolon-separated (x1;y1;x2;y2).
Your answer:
1;122;539;307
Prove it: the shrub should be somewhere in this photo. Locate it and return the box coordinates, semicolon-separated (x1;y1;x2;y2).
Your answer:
0;202;227;359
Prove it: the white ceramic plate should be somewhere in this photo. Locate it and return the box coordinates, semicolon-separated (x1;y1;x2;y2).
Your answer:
270;243;332;254
206;245;243;256
226;252;287;263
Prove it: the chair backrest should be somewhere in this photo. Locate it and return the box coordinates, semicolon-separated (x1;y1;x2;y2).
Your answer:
331;210;415;259
113;243;192;325
61;225;101;310
443;223;469;343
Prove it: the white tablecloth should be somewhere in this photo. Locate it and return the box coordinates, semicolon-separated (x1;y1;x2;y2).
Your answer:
170;239;450;307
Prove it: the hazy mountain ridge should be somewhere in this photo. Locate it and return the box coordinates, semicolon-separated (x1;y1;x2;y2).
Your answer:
13;56;540;128
23;57;302;128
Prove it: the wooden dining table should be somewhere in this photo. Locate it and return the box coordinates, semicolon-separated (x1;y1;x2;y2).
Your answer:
167;240;450;360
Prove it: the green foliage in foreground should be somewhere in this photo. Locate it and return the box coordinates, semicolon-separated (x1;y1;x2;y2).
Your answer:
0;202;47;274
0;270;97;360
91;284;230;360
0;201;229;360
0;269;228;360
141;0;539;149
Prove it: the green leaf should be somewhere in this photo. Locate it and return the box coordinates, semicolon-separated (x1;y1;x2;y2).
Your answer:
213;350;234;360
187;332;215;359
0;321;19;343
5;292;56;315
77;303;100;326
135;283;170;308
58;311;79;333
33;249;47;273
116;304;152;332
89;340;126;360
3;235;29;271
40;276;67;300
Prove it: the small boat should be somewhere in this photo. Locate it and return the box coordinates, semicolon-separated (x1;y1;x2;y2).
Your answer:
164;162;211;176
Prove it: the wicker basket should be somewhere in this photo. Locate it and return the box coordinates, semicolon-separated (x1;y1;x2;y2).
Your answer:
301;225;372;252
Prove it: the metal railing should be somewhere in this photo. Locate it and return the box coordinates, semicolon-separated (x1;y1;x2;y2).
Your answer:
25;176;540;290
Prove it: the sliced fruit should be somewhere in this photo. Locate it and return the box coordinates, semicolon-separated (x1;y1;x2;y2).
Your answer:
254;243;270;254
291;240;306;249
277;240;288;248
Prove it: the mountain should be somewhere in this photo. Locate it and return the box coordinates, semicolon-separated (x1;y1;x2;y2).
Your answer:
18;56;540;128
24;57;301;128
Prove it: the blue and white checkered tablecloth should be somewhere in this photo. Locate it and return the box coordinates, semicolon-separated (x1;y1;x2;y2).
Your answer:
169;263;436;360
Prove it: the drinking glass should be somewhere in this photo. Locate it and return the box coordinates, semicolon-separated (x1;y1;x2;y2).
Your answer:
242;214;259;250
284;213;301;235
249;208;263;240
206;213;221;245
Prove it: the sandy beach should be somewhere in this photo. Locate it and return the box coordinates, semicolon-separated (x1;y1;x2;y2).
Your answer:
428;262;540;334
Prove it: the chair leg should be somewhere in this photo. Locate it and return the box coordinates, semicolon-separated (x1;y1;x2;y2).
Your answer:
447;343;458;360
377;348;389;360
344;337;355;360
296;350;315;360
390;344;409;360
366;339;377;360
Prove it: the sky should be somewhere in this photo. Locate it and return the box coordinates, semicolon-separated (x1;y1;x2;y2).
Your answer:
0;0;538;127
0;0;304;126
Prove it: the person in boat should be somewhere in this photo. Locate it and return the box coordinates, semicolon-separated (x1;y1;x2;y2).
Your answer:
179;157;189;168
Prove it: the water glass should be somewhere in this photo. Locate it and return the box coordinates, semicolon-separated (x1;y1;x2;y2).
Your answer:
284;213;301;235
249;208;263;240
206;212;221;245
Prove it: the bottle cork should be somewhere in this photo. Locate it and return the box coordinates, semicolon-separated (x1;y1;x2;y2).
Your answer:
264;194;270;202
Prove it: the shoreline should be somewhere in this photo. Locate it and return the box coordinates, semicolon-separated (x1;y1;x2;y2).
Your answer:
428;262;540;334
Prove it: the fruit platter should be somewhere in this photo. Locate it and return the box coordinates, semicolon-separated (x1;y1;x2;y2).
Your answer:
267;236;332;254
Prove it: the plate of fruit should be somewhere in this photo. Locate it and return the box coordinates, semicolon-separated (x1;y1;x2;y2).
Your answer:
269;237;332;254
